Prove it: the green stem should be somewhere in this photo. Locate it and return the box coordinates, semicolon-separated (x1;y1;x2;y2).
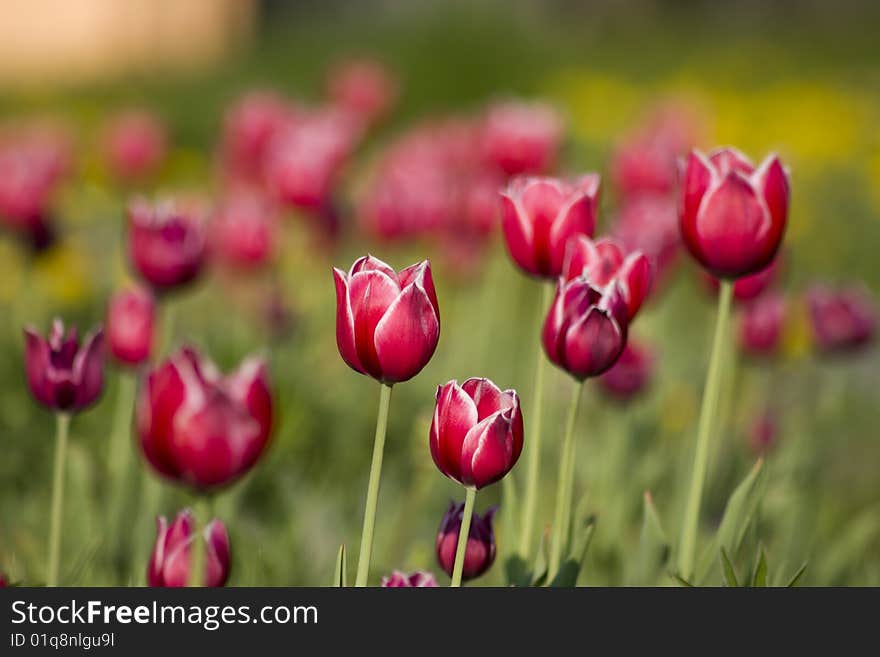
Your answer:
354;383;393;587
518;282;553;557
159;299;176;357
450;487;477;587
47;413;70;587
188;497;212;587
107;372;137;581
678;280;734;580
548;381;584;582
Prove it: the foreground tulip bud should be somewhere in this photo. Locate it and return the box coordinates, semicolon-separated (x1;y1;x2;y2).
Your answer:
543;276;629;380
481;101;563;176
500;175;600;278
598;339;655;400
333;256;440;384
380;570;438;587
680;147;790;279
24;319;104;413
430;378;523;489
137;347;273;490
562;235;652;321
102;110;167;181
127;198;208;292
738;292;786;357
436;501;497;581
212;190;278;269
148;510;230;587
107;286;155;366
807;283;876;354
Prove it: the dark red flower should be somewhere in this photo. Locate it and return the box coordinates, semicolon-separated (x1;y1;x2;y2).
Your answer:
435;501;497;581
598;338;655;400
748;411;778;455
107;286;155;367
212;189;278;270
704;256;782;303
147;510;230;587
738;292;786;357
611;194;681;288
102;110;167;181
220;91;291;183
481;101;563;176
807;283;876;354
381;571;438;587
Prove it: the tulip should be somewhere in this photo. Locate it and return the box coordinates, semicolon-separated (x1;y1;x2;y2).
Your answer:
107;287;156;367
436;501;497;581
611;194;680;289
598;339;655;400
137;347;273;491
325;58;398;128
705;257;781;304
24;319;105;413
562;235;652;321
220;91;291;183
380;571;438;588
500;175;600;279
807;283;876;354
680;147;790;280
148;510;230;587
102;110;167;181
212;190;278;270
738;292;786;357
0;137;63;250
481;101;563;176
333;256;440;384
127;198;208;292
429;378;524;490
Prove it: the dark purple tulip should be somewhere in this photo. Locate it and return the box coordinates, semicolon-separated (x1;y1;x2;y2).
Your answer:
24;319;104;413
380;571;438;587
738;292;786;357
436;501;497;581
807;283;876;354
147;510;230;587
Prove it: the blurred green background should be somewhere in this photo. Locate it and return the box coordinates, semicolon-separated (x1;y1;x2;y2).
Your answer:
0;0;878;586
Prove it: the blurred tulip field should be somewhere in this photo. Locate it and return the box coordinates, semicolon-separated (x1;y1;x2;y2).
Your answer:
1;1;879;587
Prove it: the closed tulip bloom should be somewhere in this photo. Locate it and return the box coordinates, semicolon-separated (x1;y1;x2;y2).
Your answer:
543;276;629;380
500;175;600;278
147;510;230;587
598;339;655;400
430;378;523;490
612;194;680;288
127;198;207;292
221;91;291;182
680;147;790;279
326;58;398;128
24;319;104;413
436;501;497;581
807;283;876;354
212;190;278;269
333;256;440;384
381;571;438;588
481;101;563;175
738;292;786;357
107;286;155;366
102;110;167;181
137;347;273;490
562;235;652;321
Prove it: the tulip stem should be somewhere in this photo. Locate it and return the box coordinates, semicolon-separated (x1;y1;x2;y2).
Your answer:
188;497;212;588
450;487;477;588
548;381;584;583
47;413;70;587
678;280;734;580
355;383;393;587
518;283;553;558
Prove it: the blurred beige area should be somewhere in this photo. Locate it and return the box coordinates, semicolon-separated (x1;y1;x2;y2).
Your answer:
0;0;257;86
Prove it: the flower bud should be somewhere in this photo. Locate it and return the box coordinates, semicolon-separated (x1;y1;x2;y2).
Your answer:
381;570;438;587
147;510;230;587
107;286;155;366
212;189;278;269
738;292;786;357
807;283;876;354
435;501;497;581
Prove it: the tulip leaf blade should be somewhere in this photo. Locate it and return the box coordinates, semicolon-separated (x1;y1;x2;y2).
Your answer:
334;544;347;587
785;562;808;588
719;547;740;587
631;490;669;586
751;544;768;587
550;516;596;587
670;572;695;587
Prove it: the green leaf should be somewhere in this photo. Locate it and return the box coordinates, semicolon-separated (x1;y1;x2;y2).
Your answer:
333;544;347;587
671;572;694;587
751;545;768;587
504;555;530;588
785;562;808;587
531;529;550;587
550;518;596;587
720;547;740;587
631;490;669;586
500;475;520;558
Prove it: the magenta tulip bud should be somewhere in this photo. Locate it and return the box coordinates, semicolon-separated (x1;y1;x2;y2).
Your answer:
436;501;497;581
333;255;440;384
738;292;786;357
430;378;523;490
807;283;876;354
137;347;273;491
598;339;655;400
680;147;790;279
147;510;230;587
107;286;155;367
326;58;398;128
102;110;167;181
221;91;291;182
481;101;563;176
381;570;438;587
612;194;680;289
543;276;629;380
212;190;278;269
562;236;652;321
24;319;104;413
127;198;208;292
500;175;600;279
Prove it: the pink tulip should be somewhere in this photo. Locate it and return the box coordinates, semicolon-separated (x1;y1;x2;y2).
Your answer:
325;58;398;128
481;101;563;176
381;571;438;587
738;292;786;357
807;283;876;354
148;510;230;587
102;110;167;181
436;501;496;581
107;286;156;366
598;339;655;400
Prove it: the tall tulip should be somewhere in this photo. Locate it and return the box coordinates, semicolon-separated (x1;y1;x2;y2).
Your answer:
23;319;105;586
677;146;790;581
333;255;440;586
429;378;522;586
148;510;230;587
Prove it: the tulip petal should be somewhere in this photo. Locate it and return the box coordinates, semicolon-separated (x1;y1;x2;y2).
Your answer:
137;360;188;480
618;251;652;320
225;357;273;466
205;520;231;587
549;185;598;274
398;260;439;318
755;154;790;232
430;382;478;483
71;328;104;410
500;188;537;275
461;377;505;420
563;307;626;379
709;147;754;175
460;412;514;489
24;327;53;407
350;254;398;282
333;268;365;375
373;280;439;383
147;516;169;586
348;269;401;379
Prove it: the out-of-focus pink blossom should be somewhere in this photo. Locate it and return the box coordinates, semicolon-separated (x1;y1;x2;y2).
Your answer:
381;571;438;587
611;194;681;287
325;58;398;128
598;339;655;400
212;189;279;270
220;91;291;183
480;101;563;176
738;291;786;357
749;410;778;455
102;110;167;181
807;283;876;354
